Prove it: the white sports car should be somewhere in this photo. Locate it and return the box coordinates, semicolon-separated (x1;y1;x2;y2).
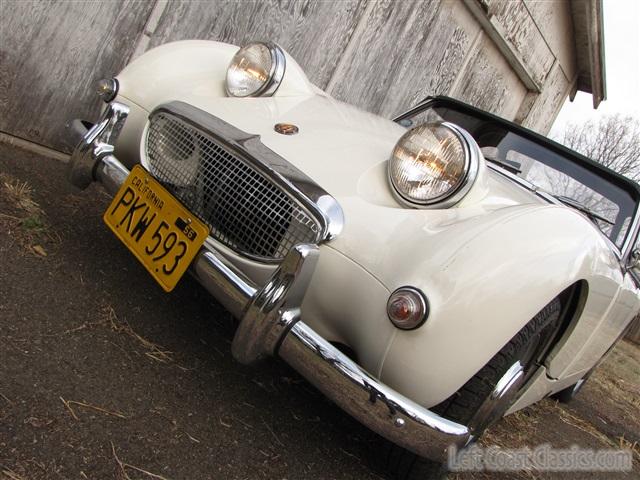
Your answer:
66;41;640;479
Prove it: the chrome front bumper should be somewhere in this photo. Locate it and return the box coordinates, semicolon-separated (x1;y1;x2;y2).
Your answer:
67;102;471;461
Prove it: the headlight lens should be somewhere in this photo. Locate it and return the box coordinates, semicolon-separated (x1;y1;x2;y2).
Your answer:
225;42;286;97
389;123;476;207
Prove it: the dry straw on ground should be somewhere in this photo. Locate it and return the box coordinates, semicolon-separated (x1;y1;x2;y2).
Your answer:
0;172;57;254
59;397;127;420
103;305;177;365
111;443;172;480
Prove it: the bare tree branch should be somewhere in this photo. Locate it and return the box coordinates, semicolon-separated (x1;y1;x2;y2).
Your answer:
554;115;640;181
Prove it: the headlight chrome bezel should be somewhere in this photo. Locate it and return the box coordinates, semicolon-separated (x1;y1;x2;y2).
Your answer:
225;42;286;98
387;286;429;330
388;122;481;209
96;77;119;103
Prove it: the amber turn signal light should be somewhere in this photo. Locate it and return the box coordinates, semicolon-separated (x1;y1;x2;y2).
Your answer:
387;287;429;330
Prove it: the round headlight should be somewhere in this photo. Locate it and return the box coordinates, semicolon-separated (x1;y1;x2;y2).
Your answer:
389;122;478;207
225;42;286;97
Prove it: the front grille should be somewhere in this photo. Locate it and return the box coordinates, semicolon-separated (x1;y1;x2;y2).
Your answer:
145;112;321;261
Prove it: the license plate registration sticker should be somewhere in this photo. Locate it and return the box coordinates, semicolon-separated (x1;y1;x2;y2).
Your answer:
103;165;209;292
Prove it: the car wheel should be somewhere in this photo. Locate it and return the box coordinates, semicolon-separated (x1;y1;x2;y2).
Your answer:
383;297;562;480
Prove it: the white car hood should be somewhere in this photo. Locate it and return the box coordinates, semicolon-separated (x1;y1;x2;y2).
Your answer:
138;92;548;287
156;92;543;207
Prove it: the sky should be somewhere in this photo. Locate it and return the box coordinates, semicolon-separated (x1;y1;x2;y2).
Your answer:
549;0;640;137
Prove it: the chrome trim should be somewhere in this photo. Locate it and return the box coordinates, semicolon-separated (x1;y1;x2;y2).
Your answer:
145;101;344;244
66;104;471;461
388;122;481;209
486;162;548;199
231;243;319;363
569;378;586;397
225;42;286;98
67;102;129;189
279;322;471;461
95;154;130;196
96;78;118;103
261;42;286;97
467;361;525;438
620;207;640;262
145;110;323;263
387;286;429;330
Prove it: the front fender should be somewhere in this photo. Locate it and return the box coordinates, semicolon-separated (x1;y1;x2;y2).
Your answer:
117;40;317;107
368;205;623;407
109;40;318;166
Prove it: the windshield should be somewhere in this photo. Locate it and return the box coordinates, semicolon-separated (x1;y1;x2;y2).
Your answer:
398;101;639;250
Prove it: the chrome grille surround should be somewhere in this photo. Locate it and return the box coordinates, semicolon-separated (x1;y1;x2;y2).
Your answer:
143;102;340;262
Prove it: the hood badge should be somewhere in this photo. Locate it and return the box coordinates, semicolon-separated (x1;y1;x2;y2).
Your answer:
274;123;299;135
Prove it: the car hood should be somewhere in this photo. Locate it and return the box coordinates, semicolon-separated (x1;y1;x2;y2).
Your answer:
141;92;549;286
159;91;542;204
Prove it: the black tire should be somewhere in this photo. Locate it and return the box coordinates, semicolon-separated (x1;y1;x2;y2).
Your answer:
383;297;562;480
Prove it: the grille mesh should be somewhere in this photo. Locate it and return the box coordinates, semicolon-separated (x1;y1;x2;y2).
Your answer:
145;112;320;261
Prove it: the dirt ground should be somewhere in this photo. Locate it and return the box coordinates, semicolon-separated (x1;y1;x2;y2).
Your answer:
0;141;638;480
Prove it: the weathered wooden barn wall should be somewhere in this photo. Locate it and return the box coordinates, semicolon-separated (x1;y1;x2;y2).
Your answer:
144;0;367;91
0;0;155;152
0;0;579;153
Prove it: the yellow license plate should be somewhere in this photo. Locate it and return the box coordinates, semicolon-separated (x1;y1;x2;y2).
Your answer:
103;165;210;292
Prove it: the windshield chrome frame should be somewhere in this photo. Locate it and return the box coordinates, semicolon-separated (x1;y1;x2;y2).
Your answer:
621;207;640;263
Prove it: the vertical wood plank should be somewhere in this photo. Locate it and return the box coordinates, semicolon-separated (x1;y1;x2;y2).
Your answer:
524;0;577;82
481;0;556;87
518;61;571;134
0;0;154;152
450;34;528;120
327;0;481;118
146;0;367;90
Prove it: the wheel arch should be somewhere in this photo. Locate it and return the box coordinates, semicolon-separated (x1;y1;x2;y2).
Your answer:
378;205;620;408
537;279;589;369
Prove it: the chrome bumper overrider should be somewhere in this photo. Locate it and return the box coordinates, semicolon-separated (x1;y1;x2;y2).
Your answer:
67;102;471;461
